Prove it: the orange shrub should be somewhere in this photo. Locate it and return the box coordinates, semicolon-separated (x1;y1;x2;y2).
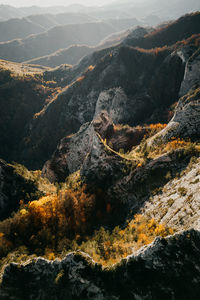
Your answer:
88;65;95;71
76;76;85;82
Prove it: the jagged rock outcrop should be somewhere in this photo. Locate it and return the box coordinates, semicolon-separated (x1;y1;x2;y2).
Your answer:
106;148;196;214
42;111;147;183
80;132;125;190
149;86;200;144
2;229;200;299
0;160;41;220
42;123;94;182
23;45;184;169
94;87;133;124
143;157;200;232
179;46;200;96
41;111;115;183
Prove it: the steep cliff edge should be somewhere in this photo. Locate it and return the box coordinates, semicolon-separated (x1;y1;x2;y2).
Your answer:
21;46;184;169
1;229;200;300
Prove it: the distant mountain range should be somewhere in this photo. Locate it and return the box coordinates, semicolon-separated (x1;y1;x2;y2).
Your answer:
0;4;87;21
0;12;98;42
24;29;132;67
0;0;199;68
1;0;200;22
0;18;146;63
104;0;200;18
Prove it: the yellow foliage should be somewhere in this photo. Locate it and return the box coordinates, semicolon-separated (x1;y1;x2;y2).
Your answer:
155;224;167;237
80;213;174;267
46;250;56;261
76;76;85;82
138;233;151;244
88;65;95;71
20;209;28;216
148;218;156;230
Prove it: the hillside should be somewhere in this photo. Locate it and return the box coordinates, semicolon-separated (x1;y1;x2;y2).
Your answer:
124;11;200;48
103;0;200;19
0;18;45;42
24;29;132;67
0;9;200;300
0;20;143;63
0;13;199;169
0;4;87;21
0;59;59;164
0;13;97;43
18;12;200;169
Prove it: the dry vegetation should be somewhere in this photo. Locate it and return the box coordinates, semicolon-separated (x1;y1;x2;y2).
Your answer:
79;214;173;267
0;122;198;270
0;207;173;268
0;158;175;268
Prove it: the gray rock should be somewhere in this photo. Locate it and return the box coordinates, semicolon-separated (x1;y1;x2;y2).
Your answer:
80;131;125;189
42;122;94;182
42;111;114;183
142;157;200;232
179;47;200;96
149;86;200;144
2;229;200;299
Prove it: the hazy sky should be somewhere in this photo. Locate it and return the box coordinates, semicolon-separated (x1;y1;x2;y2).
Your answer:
0;0;114;7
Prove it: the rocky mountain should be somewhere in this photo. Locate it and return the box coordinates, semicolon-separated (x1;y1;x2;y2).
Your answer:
123;11;200;48
18;34;196;168
1;229;200;299
0;9;200;300
1;13;199;170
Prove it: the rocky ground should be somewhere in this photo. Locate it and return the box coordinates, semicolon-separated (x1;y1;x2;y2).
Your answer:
1;229;200;300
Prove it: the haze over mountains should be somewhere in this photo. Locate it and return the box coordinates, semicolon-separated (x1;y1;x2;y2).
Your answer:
0;1;200;299
0;0;199;67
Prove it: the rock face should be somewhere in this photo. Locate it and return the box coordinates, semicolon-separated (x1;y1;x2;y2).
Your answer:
179;47;200;97
22;43;184;169
106;148;195;215
149;86;200;144
143;157;200;232
42;111;147;183
2;229;200;300
0;160;41;220
41;112;115;183
80;132;125;190
42;122;94;182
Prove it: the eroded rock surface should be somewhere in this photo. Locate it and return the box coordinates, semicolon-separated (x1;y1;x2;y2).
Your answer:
1;229;200;300
142;157;200;232
149;86;200;144
42;111;147;183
